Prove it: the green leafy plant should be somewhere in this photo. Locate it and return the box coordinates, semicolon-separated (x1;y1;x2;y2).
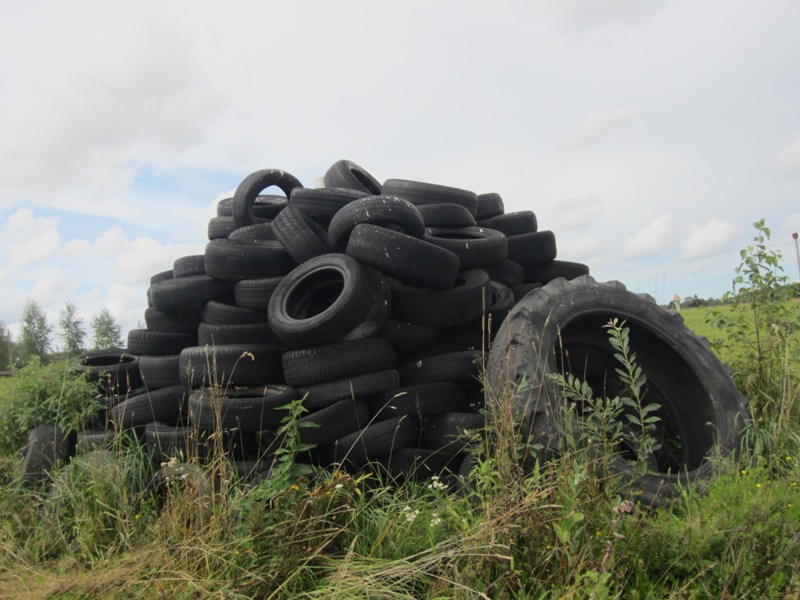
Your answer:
0;357;102;455
550;319;661;478
707;219;799;420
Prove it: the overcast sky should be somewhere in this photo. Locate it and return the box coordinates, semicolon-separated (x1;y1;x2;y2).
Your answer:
2;0;799;346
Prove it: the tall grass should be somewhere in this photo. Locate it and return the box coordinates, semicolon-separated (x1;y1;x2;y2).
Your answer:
1;222;799;598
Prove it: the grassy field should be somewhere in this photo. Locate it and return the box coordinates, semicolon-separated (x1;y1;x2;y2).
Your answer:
0;299;799;598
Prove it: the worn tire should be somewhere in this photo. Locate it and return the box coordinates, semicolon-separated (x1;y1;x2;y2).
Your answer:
268;254;390;348
232;169;303;228
282;338;396;387
486;275;749;506
323;159;383;195
327;195;426;252
346;223;460;290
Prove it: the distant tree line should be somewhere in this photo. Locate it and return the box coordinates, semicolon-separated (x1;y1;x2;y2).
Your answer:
0;300;124;369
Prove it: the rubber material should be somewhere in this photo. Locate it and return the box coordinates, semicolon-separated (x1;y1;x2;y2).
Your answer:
486;275;749;506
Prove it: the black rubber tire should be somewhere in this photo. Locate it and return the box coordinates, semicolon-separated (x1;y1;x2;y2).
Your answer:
399;350;483;386
207;216;238;240
233;277;284;310
327;195;426;252
180;345;285;388
534;260;591;283
298;369;400;411
484;260;525;287
485;280;515;324
370;382;469;422
228;221;276;242
289;187;368;224
201;300;269;326
108;385;189;430
377;447;456;480
511;282;543;303
173;255;206;278
420;412;485;456
381;179;479;217
144;306;202;334
271;206;332;264
346;223;460;290
75;429;118;455
298;398;370;448
204;238;297;281
321;415;419;467
145;422;208;464
388;270;491;327
20;425;70;488
475;192;505;220
378;320;439;351
423;226;508;270
268;254;390;349
415;203;477;228
149;276;232;311
127;329;196;356
282;337;396;387
486;275;750;507
506;230;558;266
232;169;303;228
139;355;181;389
77;352;142;396
188;385;299;432
150;269;174;285
217;194;288;219
478;211;538;236
197;322;283;347
323;159;383;195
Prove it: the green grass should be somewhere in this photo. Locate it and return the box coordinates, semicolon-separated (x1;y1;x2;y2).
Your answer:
0;300;799;597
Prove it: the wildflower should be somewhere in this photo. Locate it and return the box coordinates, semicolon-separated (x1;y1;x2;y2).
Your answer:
290;484;300;491
334;483;344;490
740;469;747;476
791;482;798;488
134;514;140;520
430;512;442;527
756;483;762;489
786;456;793;462
427;475;448;492
402;505;420;524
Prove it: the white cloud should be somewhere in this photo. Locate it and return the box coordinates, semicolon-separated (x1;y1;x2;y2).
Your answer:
0;1;227;204
679;218;740;261
777;131;800;174
0;209;60;268
62;239;92;259
560;108;638;149
623;214;681;259
537;0;671;33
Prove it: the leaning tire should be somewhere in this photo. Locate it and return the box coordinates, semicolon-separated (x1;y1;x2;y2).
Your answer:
486;275;749;506
268;254;391;349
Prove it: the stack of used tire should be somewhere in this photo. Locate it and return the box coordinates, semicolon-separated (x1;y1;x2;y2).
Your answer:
20;159;749;508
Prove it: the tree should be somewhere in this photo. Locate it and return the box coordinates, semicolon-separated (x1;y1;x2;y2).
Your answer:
91;308;123;350
17;299;53;365
58;300;86;356
0;321;13;370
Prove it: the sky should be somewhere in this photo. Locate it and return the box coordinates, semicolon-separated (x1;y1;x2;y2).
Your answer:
1;0;799;348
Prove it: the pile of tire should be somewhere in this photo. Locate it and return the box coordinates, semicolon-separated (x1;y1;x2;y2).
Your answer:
19;159;749;507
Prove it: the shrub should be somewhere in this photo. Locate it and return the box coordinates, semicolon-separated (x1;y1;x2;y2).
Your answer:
0;357;102;455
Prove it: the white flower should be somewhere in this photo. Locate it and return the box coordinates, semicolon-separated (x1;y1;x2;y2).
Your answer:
402;505;420;524
427;475;447;492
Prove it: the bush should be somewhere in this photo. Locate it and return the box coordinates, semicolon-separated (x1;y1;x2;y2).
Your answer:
0;358;102;456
